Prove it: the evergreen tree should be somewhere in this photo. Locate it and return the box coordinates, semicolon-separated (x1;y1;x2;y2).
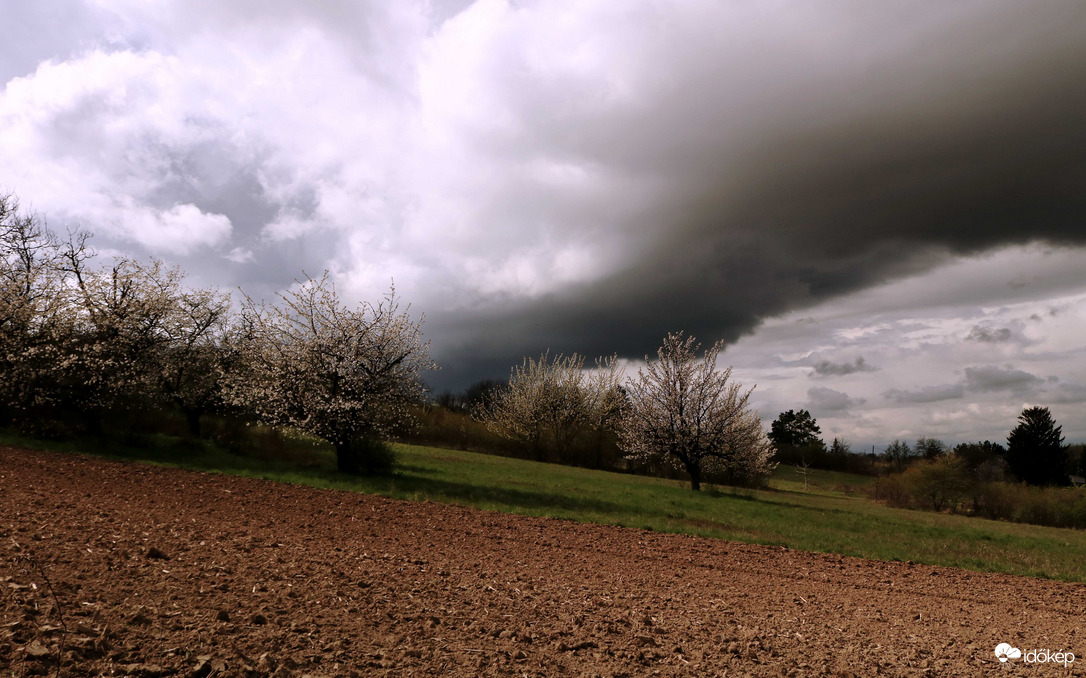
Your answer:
768;409;825;449
1006;406;1067;486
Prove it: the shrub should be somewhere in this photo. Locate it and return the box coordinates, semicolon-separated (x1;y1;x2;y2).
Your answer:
349;435;397;475
475;352;623;465
876;472;917;510
906;456;971;511
880;463;1086;529
974;482;1086;529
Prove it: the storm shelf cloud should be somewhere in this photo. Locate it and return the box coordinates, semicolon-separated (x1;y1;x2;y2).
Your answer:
4;0;1086;445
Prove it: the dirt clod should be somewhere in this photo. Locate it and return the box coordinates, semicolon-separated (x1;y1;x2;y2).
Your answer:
189;656;226;678
24;640;51;659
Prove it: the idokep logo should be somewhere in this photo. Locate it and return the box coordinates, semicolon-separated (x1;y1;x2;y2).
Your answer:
995;643;1021;662
995;643;1076;668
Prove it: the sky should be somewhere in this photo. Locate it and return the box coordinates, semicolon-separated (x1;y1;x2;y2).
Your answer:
3;0;1086;449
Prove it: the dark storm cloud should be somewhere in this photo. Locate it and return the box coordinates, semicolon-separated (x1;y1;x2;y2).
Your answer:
964;366;1043;394
811;357;877;378
1049;383;1086;404
428;1;1086;390
883;384;965;404
966;326;1012;344
807;387;865;413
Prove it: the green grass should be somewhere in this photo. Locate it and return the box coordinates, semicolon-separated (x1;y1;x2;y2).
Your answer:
5;431;1086;583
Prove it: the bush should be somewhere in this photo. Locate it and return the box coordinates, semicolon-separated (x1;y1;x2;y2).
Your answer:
974;482;1086;529
878;457;969;512
348;435;397;475
878;461;1086;528
474;352;624;465
911;456;971;511
876;473;917;510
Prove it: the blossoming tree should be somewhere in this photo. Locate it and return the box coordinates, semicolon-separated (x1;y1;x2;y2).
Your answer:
234;273;435;474
619;332;776;490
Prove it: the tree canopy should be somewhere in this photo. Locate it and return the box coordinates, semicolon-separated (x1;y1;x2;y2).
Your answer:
768;409;825;450
618;332;776;490
476;352;623;463
232;274;435;474
1006;406;1067;486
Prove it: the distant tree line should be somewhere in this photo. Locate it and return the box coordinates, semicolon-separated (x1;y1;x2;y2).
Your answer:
877;436;1086;529
766;404;1082;487
761;403;1086;528
766;409;873;474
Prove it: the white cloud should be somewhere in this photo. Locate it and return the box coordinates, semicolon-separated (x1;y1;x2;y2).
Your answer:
225;246;254;264
117;202;232;254
0;49;243;253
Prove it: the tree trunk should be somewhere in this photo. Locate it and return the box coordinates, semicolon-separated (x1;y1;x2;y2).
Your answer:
184;408;203;438
83;409;103;436
336;439;360;474
687;462;702;491
594;427;604;470
530;432;544;462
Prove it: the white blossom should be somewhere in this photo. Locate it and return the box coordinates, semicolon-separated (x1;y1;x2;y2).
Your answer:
619;332;776;490
231;272;435;473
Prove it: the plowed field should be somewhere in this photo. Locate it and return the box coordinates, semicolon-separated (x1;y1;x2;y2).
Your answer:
2;447;1083;677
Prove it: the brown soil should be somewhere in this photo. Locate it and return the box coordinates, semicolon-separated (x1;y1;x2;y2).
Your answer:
2;446;1083;677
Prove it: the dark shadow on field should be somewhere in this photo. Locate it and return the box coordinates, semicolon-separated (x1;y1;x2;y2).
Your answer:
357;465;849;520
1;431;856;523
709;485;883;522
704;487;760;501
350;466;628;516
0;434;623;515
754;494;870;518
